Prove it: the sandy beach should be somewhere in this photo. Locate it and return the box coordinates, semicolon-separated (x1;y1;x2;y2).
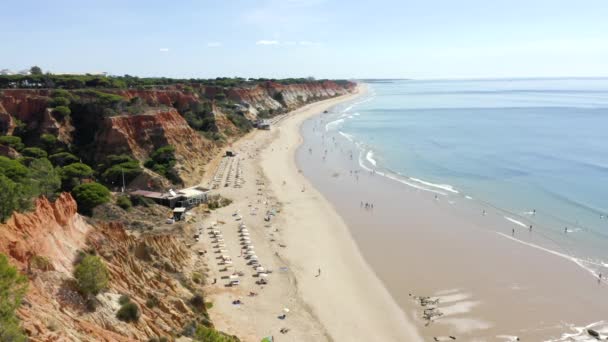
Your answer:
194;86;422;341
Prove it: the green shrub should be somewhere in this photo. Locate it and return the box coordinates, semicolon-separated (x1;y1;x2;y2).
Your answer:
0;135;24;151
144;146;180;184
131;195;155;207
52;105;71;118
227;113;252;133
116;196;132;210
0;156;30;182
0;254;28;342
190;293;205;312
50;96;70;107
49;152;79;167
52;89;73;99
74;254;109;296
146;294;160;308
60;162;94;190
116;302;140;323
21;147;48;159
30;158;61;198
118;295;131;305
72;182;111;215
40;133;59;152
30;255;53;271
193;324;239;342
101;160;142;185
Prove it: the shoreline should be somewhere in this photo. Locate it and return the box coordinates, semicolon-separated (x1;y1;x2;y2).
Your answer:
199;85;422;341
295;89;608;340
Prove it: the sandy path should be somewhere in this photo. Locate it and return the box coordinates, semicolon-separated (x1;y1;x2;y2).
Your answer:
200;87;421;341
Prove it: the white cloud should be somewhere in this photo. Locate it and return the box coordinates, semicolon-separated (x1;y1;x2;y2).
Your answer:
159;48;169;52
207;42;222;48
256;40;280;45
284;41;297;46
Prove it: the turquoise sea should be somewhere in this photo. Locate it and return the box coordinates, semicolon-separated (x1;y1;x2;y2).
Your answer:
331;78;608;275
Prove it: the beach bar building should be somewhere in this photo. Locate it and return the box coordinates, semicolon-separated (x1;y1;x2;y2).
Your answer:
131;186;210;209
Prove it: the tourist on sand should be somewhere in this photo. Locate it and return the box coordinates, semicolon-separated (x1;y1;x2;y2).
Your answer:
529;225;533;231
512;228;515;236
316;268;321;277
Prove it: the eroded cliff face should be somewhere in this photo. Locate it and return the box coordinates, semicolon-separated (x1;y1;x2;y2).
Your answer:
0;89;73;142
0;194;203;341
0;81;354;185
225;80;355;114
94;108;216;183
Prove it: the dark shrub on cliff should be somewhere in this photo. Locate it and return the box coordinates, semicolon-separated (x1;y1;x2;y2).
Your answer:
49;152;79;167
116;196;132;210
117;302;140;323
144;146;181;184
60;162;94;190
52;105;71;118
99;154;142;187
72;182;111;215
227;113;252;133
73;254;109;297
50;96;70;107
0;136;24;151
0;254;28;342
21;147;47;159
29;158;61;198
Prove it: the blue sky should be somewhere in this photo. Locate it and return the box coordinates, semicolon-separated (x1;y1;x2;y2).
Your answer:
2;0;608;79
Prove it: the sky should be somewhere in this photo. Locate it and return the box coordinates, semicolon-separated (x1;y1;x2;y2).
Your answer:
2;0;608;79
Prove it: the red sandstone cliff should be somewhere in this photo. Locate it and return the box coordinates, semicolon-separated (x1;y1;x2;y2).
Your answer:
94;108;216;183
0;194;202;341
0;89;74;142
0;81;354;186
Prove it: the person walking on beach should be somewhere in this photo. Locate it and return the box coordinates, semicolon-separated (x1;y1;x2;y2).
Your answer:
529;225;533;232
512;228;515;236
316;268;321;277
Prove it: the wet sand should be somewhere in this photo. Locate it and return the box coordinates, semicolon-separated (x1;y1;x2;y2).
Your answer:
296;102;608;341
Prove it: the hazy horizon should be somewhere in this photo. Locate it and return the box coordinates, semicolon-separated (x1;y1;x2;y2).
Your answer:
2;0;608;79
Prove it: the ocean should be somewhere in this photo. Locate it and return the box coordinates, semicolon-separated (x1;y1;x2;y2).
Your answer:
296;78;608;339
329;78;608;277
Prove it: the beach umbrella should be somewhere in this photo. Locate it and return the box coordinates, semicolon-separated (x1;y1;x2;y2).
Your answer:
259;273;268;278
256;267;265;272
283;308;290;313
261;337;273;342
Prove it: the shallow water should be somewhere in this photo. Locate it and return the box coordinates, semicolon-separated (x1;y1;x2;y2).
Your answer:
295;80;608;340
330;79;608;277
